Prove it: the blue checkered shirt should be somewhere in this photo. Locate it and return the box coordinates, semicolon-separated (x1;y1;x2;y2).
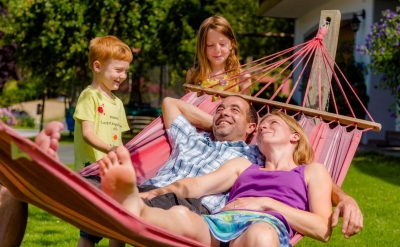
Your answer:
142;115;264;213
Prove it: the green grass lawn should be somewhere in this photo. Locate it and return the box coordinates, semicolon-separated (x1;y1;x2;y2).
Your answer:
297;151;400;246
20;151;400;246
59;132;75;144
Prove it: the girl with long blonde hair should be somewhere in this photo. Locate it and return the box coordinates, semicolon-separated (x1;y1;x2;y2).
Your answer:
186;15;251;95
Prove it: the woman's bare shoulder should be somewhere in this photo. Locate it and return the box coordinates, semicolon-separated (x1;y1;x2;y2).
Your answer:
304;162;331;183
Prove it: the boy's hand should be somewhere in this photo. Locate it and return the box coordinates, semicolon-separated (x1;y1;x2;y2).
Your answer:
108;146;119;153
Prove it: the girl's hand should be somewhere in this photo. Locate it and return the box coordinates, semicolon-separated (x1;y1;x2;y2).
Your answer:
139;191;158;200
221;197;272;211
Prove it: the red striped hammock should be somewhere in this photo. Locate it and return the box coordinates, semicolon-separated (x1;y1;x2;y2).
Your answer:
0;12;380;247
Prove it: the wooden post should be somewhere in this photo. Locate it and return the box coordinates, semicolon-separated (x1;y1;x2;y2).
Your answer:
306;10;341;111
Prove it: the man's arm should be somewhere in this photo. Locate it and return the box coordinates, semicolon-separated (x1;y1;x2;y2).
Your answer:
161;97;213;130
331;183;363;238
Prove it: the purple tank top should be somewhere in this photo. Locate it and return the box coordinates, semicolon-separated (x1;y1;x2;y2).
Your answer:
227;164;309;237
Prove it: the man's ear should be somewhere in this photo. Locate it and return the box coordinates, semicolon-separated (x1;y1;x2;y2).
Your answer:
93;61;101;73
245;123;257;144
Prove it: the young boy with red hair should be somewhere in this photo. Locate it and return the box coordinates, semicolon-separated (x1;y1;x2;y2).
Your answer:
74;35;132;247
74;35;132;171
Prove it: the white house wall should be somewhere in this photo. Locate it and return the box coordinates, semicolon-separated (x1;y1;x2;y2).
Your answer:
291;0;398;143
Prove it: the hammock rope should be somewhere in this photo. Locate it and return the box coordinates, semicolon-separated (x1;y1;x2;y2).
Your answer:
186;24;380;131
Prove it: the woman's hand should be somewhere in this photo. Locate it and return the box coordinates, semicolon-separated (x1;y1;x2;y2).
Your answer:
221;197;272;211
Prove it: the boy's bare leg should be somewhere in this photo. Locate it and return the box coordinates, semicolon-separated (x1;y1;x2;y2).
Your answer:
77;237;95;247
99;146;215;246
0;186;28;247
109;239;125;247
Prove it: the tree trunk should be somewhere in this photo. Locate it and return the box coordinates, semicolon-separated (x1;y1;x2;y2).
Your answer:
40;90;46;131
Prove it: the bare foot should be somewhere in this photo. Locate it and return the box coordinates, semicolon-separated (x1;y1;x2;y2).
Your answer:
99;146;142;216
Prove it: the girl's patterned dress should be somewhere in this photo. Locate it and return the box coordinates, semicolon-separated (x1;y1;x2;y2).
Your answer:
199;74;239;100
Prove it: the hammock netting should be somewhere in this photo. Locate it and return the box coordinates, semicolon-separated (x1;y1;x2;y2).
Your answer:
0;20;381;246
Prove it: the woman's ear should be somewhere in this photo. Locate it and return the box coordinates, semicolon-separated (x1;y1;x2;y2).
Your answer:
290;133;300;142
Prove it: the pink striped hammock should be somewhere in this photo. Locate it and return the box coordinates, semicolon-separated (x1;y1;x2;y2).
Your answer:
0;12;381;246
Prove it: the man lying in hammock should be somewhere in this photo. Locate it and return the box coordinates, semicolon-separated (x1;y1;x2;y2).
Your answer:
98;110;331;246
0;96;362;247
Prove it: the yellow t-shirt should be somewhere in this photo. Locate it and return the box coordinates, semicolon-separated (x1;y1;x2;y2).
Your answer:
73;86;129;171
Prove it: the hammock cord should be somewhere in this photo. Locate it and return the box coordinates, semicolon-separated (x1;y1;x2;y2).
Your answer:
196;24;377;126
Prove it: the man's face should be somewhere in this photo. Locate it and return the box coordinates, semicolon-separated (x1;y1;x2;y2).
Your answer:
212;96;255;142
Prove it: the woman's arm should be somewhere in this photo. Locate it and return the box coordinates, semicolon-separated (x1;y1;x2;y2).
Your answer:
140;158;252;199
303;162;332;241
261;163;332;242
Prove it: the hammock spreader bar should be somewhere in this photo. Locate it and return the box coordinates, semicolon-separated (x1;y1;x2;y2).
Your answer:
183;84;381;132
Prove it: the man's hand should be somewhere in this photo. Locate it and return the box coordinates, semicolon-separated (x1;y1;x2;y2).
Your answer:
331;196;363;238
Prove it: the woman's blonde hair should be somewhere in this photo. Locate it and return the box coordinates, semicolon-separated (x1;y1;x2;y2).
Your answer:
88;35;133;71
259;110;314;165
188;15;240;84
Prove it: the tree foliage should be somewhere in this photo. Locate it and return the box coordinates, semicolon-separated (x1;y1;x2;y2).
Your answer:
0;0;293;105
0;1;20;94
204;0;294;61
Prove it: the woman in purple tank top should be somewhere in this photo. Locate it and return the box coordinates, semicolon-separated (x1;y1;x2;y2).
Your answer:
99;110;333;247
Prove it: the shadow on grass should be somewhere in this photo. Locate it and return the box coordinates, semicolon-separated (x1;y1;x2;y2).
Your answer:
351;150;400;186
24;206;77;246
